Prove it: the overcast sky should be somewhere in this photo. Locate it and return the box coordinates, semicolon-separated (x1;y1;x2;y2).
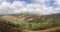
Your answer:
0;0;60;14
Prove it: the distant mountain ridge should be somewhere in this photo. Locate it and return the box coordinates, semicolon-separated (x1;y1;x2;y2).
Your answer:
1;13;60;21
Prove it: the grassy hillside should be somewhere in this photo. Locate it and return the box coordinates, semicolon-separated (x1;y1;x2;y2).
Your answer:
0;19;23;32
0;13;60;32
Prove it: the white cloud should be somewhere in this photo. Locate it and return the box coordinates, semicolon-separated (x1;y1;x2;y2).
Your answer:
2;2;11;8
0;1;26;14
0;0;7;4
12;1;26;8
0;0;60;14
56;0;60;5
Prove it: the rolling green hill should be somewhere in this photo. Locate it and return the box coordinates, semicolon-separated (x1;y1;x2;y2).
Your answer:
0;13;60;30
